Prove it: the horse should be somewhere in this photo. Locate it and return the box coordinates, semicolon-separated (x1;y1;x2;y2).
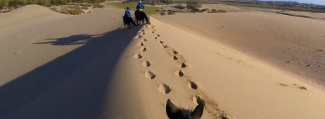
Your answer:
134;10;150;25
166;99;204;119
122;16;131;29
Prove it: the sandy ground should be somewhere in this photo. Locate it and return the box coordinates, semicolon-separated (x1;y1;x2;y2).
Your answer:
235;6;325;20
154;6;325;92
1;4;325;119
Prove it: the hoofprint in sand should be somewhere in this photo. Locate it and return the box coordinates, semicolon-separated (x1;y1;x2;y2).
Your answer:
146;17;325;119
100;23;225;119
1;4;325;119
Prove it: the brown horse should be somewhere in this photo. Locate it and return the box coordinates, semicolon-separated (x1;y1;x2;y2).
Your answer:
166;99;204;119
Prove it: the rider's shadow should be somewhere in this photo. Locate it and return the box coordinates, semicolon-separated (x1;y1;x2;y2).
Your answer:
34;34;92;46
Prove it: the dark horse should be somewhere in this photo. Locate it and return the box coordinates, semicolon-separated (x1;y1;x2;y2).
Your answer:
166;99;204;119
134;10;150;25
123;16;132;29
123;15;138;29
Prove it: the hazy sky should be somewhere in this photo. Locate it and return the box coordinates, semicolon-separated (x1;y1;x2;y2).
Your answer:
260;0;325;5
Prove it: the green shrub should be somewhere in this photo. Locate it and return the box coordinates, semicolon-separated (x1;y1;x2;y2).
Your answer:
186;0;202;9
157;2;164;5
50;7;55;10
50;7;58;12
81;6;88;10
155;9;160;11
68;6;83;15
211;9;217;13
93;4;104;8
209;9;227;13
168;11;174;15
161;12;165;15
57;5;84;15
200;8;209;12
218;10;226;13
150;3;156;6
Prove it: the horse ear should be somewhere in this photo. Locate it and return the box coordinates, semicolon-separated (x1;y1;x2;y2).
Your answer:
166;99;180;119
191;102;204;119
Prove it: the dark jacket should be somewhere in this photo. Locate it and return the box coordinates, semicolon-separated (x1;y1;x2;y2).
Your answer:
134;9;139;16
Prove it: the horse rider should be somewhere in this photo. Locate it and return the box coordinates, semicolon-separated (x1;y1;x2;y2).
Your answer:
136;1;145;11
123;7;137;26
135;1;150;24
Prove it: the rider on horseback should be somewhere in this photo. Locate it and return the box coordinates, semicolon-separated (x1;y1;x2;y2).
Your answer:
136;1;145;10
123;7;137;27
135;1;150;24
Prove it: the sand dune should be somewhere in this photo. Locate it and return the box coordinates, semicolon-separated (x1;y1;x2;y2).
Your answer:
1;4;325;119
154;10;325;92
0;5;123;86
0;5;143;118
149;17;325;119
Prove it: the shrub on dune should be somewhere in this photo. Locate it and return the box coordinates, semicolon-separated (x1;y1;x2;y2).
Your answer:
200;8;209;12
218;10;226;13
168;11;174;15
186;0;202;10
149;2;154;5
58;5;84;15
209;9;227;13
81;6;88;10
93;4;104;8
67;6;83;15
50;7;58;12
211;9;217;13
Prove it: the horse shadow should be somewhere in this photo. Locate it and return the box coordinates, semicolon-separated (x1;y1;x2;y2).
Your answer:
0;26;143;119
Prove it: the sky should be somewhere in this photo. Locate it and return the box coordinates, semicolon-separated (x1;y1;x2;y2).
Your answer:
259;0;325;5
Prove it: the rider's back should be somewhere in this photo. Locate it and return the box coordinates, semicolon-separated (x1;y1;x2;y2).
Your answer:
136;3;144;9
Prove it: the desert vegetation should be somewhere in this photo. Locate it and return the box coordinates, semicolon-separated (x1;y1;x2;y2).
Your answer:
167;10;174;15
185;0;226;13
50;5;86;15
160;9;178;16
186;0;201;10
0;0;105;14
215;1;325;13
210;9;226;13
